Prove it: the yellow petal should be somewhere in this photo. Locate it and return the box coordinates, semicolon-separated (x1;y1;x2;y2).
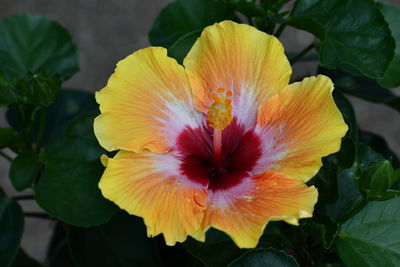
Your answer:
94;47;203;153
256;75;348;182
184;20;291;128
99;150;208;245
198;171;317;248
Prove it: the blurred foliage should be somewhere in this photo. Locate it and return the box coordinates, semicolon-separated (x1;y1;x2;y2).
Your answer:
0;0;400;266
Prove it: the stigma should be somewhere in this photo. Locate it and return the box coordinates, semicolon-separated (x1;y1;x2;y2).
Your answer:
207;88;233;130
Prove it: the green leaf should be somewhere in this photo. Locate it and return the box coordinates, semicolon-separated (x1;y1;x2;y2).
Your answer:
359;131;400;169
222;0;264;17
184;228;246;267
319;67;400;114
0;14;79;82
9;152;40;192
325;167;361;221
0;191;24;267
359;160;397;199
377;2;400;88
35;136;117;227
65;112;98;140
44;89;98;142
149;0;238;48
0;70;61;107
290;0;395;79
332;91;357;141
6;89;98;144
314;138;356;207
168;30;201;63
325;144;383;221
69;211;161;267
229;248;299;267
337;197;400;267
0;128;18;149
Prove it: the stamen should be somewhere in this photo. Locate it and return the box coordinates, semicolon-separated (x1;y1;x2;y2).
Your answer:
207;89;233;130
208;88;233;169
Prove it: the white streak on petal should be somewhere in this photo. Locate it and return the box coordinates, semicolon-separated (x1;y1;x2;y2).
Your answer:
152;92;205;147
252;124;290;174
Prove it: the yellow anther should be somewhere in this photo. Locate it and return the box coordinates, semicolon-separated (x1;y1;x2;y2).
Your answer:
207;88;233;130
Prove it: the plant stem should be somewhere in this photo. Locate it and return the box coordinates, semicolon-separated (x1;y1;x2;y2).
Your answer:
290;43;314;65
266;22;276;34
275;23;286;37
16;105;33;151
13;195;35;201
246;16;254;26
24;212;53;220
0;150;12;161
36;108;47;153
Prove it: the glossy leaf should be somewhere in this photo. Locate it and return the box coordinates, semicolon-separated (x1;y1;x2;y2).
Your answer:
65;112;98;140
359;131;400;169
378;2;400;88
332;91;357;140
325;144;383;221
320;67;400;114
9;152;40;191
149;0;237;48
222;0;264;17
0;191;24;267
229;248;299;267
35;136;117;227
168;30;201;63
184;228;246;267
325;167;361;221
337;197;400;267
314;138;356;207
0;14;79;82
44;89;98;142
69;211;161;267
290;0;395;78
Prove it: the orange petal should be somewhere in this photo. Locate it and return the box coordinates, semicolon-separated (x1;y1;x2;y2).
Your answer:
197;171;317;248
94;47;203;153
98;150;208;245
256;75;348;182
184;21;291;128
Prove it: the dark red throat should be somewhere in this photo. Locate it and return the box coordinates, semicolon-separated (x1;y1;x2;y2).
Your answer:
177;119;262;191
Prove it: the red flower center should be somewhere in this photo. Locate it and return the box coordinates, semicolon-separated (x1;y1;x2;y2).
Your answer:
177;119;262;190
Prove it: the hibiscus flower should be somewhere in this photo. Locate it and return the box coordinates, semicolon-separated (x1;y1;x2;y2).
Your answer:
94;21;348;248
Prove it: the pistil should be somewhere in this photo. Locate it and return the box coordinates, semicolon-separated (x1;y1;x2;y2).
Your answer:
213;128;223;169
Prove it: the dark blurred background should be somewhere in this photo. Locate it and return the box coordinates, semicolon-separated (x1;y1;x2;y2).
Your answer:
1;0;399;262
